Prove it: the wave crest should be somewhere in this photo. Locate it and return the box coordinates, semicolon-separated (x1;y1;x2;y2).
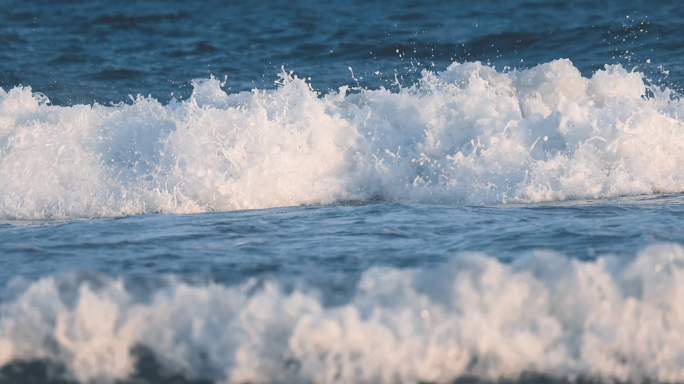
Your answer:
1;59;683;219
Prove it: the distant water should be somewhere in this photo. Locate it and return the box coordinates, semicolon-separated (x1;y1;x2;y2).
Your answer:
2;1;684;383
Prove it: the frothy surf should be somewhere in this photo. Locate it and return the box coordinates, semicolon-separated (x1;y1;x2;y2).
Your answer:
1;243;684;383
1;59;683;220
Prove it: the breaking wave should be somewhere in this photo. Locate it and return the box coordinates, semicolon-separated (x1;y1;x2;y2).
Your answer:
2;243;684;383
2;59;684;219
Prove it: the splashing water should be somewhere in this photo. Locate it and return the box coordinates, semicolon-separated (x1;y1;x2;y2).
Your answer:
1;59;683;220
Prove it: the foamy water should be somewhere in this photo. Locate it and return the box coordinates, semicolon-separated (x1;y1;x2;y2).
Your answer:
1;243;683;383
4;1;684;383
2;59;683;220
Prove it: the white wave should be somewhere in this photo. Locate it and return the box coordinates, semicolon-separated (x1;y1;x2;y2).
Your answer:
1;59;684;219
2;244;684;383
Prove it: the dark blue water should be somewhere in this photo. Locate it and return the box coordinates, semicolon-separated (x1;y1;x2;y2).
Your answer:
2;0;682;105
2;1;684;383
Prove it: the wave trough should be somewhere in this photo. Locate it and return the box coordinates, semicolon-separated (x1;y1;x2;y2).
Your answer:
1;59;683;219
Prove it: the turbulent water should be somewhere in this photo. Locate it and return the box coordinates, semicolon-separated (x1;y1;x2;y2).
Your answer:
2;60;684;219
2;1;684;383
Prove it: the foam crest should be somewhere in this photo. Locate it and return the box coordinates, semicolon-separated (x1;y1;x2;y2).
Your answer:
1;59;684;219
2;244;684;383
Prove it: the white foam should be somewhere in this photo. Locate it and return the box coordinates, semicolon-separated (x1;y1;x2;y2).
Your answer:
2;243;684;383
2;59;684;219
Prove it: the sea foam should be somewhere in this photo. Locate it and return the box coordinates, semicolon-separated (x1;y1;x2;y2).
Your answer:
1;59;683;219
2;243;684;383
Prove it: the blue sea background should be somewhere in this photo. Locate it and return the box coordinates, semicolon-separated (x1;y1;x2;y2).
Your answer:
2;1;684;383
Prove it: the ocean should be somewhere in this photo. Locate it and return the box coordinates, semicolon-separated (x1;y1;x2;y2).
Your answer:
1;0;684;383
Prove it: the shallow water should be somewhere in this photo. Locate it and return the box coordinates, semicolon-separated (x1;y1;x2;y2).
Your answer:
2;0;684;383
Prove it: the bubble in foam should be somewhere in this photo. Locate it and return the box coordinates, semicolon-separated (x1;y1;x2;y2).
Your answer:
1;59;684;219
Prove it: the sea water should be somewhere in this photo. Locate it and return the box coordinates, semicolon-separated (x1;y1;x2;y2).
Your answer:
2;1;684;383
